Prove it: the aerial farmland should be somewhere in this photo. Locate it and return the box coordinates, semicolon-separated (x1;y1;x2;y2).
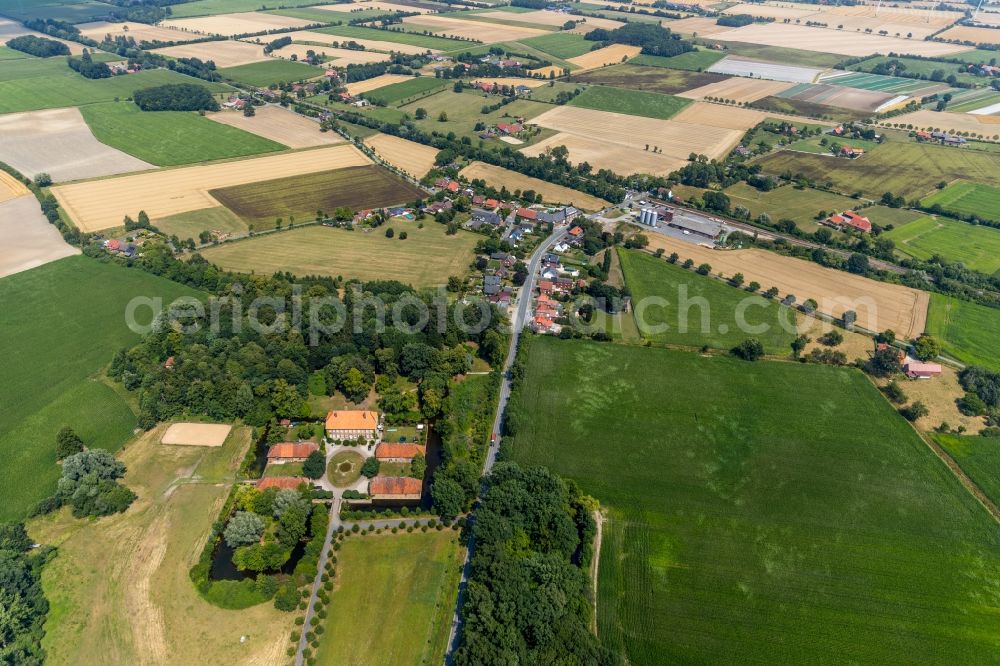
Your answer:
1;0;999;664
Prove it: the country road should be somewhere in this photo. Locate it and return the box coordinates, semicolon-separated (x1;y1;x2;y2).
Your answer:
443;226;569;662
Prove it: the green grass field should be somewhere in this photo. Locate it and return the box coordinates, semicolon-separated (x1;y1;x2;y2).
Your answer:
921;179;1000;224
935;434;1000;506
0;0;110;22
786;135;881;155
199;223;479;286
364;76;449;106
506;336;1000;664
0;256;205;521
166;0;321;18
884;214;1000;274
315;25;466;51
567;84;690;119
756;140;1000;200
399;91;551;143
848;56;981;86
617;249;798;352
573;62;727;94
79;101;285;166
218;59;324;87
0;45;30;60
314;531;463;666
630;49;726;71
0;61;232;114
209;164;425;225
926;293;1000;370
154;207;249;241
520;32;593;59
717;181;863;233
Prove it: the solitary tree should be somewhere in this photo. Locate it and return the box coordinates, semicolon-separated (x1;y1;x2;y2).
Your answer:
56;426;84;460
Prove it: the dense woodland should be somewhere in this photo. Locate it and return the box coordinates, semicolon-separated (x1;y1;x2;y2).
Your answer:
0;523;51;666
5;35;69;57
133;82;219;111
68;50;111;79
584;22;693;58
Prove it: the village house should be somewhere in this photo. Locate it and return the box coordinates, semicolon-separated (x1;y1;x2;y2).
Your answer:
904;361;943;379
375;442;426;462
496;122;523;135
369;476;422;500
325;410;380;441
491;251;515;267
839;146;864;158
824;210;872;233
256;476;308;491
483;275;503;295
531;315;561;335
267;442;318;464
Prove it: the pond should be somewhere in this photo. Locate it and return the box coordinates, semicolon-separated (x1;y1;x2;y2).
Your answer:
208;512;311;581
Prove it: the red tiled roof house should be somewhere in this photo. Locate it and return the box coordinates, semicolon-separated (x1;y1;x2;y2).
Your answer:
370;476;422;500
267;442;318;463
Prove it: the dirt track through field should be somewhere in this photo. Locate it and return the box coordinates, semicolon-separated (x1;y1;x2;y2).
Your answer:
363;133;438;178
0;107;152;182
52;144;371;232
207;105;343;148
642;236;929;336
151;41;268;68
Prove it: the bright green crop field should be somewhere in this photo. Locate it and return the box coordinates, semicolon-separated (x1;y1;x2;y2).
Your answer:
618;248;798;353
925;293;1000;370
506;336;1000;664
884;214;1000;275
218;59;324;87
79;101;286;166
567;84;691;119
520;32;593;59
921;179;1000;224
0;256;206;521
363;76;449;106
935;434;1000;507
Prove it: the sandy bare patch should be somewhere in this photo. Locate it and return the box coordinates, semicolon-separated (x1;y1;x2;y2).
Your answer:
402;14;547;42
679;77;795;103
76;21;192;44
364;133;438;178
271;43;389;64
314;1;435;13
346;73;413;95
460;161;610;210
163;11;313;37
150;40;268;68
0;107;152;183
936;25;1000;45
0;196;79;278
711;22;967;56
671;101;766;130
499;135;524;145
0;18;87;54
642;236;928;336
0;170;29;204
479;9;623;30
267;30;437;54
161;423;232;447
52;144;371;232
530;105;743;164
207;105;342;148
521;133;687;176
886;108;1000;136
567;44;642;71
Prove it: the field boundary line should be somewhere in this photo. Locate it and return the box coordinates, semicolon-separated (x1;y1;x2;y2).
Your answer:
589;509;603;637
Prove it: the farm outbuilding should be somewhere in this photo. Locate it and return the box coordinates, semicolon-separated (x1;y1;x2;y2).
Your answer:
369;476;422;500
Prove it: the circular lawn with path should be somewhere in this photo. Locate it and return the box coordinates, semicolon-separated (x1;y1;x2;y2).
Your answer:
327;450;366;487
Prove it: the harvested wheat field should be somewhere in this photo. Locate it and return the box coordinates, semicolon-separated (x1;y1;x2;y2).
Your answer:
459;162;610;210
825;4;962;27
274;30;436;55
889;109;1000;136
0;170;29;204
77;21;191;44
521;133;687;176
671;101;766;130
163;12;313;37
0;18;86;54
530;105;743;164
479;10;623;30
207;105;342;148
0;108;152;183
52;144;371;232
272;43;389;65
364;133;438;178
527;65;562;78
662;16;730;36
346;73;413;95
151;41;267;68
678;76;795;103
315;1;435;13
402;15;547;42
723;3;818;20
567;44;642;71
0;196;78;278
937;25;1000;45
161;422;232;447
711;22;967;56
30;427;295;666
643;235;929;336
